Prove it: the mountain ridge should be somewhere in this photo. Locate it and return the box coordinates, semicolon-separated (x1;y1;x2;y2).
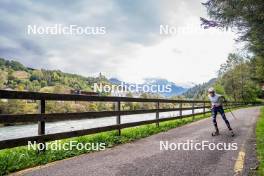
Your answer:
109;77;188;97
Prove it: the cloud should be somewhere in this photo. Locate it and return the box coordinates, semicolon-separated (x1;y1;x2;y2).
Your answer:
0;0;238;84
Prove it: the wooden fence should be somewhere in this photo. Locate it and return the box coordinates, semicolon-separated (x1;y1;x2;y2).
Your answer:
0;90;259;150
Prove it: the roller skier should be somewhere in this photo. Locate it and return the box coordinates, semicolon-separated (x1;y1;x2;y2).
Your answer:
208;87;235;137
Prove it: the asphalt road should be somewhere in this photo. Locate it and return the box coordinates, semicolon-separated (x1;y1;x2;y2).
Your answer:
14;107;261;176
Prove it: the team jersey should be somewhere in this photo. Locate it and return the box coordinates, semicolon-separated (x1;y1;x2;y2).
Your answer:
208;94;223;107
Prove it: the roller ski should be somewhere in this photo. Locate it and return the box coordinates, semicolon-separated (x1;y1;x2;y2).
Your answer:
212;129;234;137
229;129;235;137
211;130;220;136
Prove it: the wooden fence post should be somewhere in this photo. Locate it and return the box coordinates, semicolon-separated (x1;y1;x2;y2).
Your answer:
192;102;195;121
156;101;160;127
38;99;45;152
116;101;121;135
203;102;205;117
179;102;182;120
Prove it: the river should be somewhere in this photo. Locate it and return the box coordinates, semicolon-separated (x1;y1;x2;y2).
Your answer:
0;108;208;140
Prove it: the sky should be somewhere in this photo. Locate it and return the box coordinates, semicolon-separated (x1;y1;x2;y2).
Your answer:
0;0;240;87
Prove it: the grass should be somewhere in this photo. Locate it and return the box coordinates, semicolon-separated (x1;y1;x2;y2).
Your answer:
0;106;249;175
256;106;264;175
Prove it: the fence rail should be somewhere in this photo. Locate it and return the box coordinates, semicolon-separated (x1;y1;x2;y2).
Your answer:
0;90;260;150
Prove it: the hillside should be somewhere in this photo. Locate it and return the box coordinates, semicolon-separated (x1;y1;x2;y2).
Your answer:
0;58;184;115
183;78;216;100
0;58;188;98
0;58;110;94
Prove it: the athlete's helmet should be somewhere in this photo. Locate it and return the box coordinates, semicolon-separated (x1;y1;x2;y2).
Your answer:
208;87;215;93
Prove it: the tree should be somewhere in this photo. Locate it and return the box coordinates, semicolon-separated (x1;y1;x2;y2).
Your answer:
40;80;47;87
17;84;25;91
7;69;15;81
0;70;7;89
30;70;44;81
249;56;264;83
202;1;264;100
218;53;259;101
52;72;60;82
201;0;264;57
6;60;26;71
0;58;5;68
28;80;41;92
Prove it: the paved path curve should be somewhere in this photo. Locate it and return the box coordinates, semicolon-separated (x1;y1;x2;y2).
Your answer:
15;107;261;176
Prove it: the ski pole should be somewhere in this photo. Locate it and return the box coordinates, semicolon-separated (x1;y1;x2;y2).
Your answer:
226;107;237;120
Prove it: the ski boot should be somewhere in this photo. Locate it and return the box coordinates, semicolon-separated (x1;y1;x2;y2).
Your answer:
211;130;220;136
